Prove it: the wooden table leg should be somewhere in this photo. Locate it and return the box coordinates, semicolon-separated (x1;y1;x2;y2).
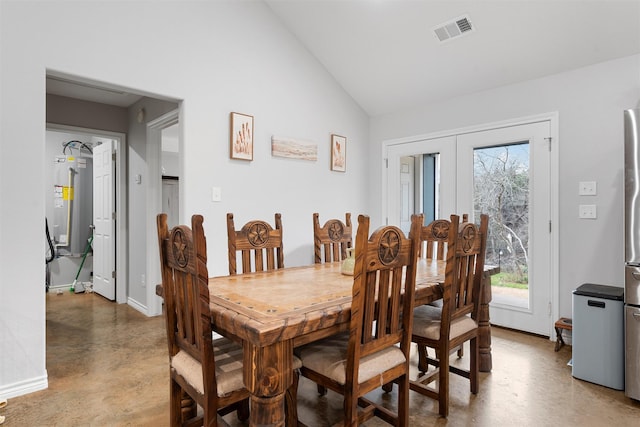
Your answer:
478;271;493;372
243;340;293;427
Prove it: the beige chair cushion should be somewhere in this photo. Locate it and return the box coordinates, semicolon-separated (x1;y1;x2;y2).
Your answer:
297;333;406;385
412;305;477;341
171;337;244;397
172;337;302;397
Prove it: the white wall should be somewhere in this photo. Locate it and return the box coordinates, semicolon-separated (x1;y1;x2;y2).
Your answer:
0;1;368;398
369;54;640;319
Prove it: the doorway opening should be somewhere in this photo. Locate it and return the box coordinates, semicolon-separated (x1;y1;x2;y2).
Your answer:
45;126;124;301
46;71;181;311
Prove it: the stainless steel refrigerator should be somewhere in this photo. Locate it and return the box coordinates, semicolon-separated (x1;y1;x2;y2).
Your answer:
624;108;640;400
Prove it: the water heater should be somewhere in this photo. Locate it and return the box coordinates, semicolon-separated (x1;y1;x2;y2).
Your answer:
51;155;93;255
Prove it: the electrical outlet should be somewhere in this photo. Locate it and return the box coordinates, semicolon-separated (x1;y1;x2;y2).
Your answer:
141;274;146;287
579;204;597;219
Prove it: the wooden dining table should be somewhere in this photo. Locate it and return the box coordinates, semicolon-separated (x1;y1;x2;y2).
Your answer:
201;258;497;427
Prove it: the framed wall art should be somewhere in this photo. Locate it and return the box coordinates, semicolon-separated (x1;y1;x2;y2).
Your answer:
271;136;318;161
331;134;346;172
230;112;254;161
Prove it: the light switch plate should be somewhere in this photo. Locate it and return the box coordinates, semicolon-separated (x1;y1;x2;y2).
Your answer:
211;187;222;202
579;181;596;196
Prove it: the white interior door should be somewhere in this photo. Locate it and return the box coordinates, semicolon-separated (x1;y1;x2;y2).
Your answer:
93;140;115;300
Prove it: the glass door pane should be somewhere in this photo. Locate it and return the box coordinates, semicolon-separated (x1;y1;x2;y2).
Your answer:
422;154;438;224
473;143;530;309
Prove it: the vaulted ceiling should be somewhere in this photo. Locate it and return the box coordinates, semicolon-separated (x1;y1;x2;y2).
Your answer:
266;0;640;116
47;1;640;117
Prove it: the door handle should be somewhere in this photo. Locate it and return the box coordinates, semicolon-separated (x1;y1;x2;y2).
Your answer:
633;313;640;319
588;300;605;308
632;272;640;280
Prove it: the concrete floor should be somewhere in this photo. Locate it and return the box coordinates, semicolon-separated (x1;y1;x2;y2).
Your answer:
3;292;640;426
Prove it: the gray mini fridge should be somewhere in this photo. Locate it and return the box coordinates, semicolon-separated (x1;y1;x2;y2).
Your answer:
572;283;624;390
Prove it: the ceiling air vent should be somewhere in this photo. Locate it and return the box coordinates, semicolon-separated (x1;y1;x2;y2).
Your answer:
433;15;475;43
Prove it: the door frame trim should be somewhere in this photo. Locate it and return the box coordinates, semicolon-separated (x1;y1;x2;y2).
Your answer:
382;112;559;337
145;109;179;317
46;123;128;304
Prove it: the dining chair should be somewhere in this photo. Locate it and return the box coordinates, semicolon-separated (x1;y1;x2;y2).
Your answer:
296;214;422;426
224;212;301;423
226;213;284;275
312;212;353;396
409;213;489;417
419;216;451;261
417;214;467;369
313;212;353;263
157;213;250;426
419;214;467;260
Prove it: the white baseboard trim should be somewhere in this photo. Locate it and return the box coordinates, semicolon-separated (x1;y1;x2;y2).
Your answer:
127;297;148;316
0;374;48;399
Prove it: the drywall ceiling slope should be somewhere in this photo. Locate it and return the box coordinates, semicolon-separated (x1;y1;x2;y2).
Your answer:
266;0;640;117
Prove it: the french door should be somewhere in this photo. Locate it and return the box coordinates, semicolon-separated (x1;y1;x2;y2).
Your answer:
385;120;554;335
